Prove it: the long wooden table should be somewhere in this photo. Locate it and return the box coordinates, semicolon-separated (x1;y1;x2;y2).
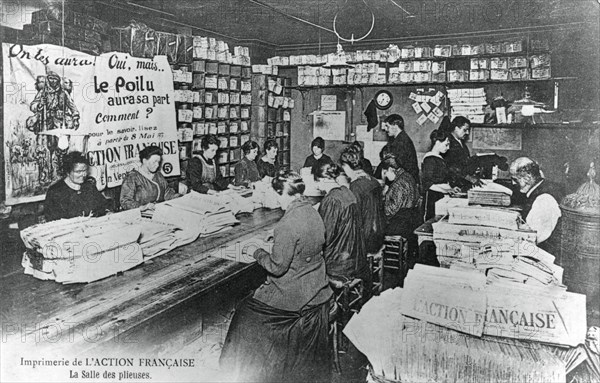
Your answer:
1;208;283;356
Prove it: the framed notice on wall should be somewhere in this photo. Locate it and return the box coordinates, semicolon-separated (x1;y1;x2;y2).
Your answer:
472;128;522;150
313;111;345;141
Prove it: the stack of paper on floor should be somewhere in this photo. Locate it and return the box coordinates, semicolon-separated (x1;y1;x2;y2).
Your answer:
484;280;587;347
467;179;513;206
401;264;487;336
344;287;567;383
21;212;143;283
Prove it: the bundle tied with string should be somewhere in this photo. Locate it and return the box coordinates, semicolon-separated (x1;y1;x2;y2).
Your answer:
562;162;600;214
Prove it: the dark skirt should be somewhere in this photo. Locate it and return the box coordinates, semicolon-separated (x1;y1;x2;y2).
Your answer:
423;190;445;222
219;297;331;383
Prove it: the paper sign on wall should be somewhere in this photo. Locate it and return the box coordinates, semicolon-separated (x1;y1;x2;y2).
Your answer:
313;111;345;140
321;95;337;111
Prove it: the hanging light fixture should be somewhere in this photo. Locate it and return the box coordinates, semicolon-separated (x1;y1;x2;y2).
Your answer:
332;0;375;44
322;42;354;69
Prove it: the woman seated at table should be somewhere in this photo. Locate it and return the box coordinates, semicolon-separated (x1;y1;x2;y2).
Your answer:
303;136;332;173
350;141;374;176
339;146;385;257
256;139;280;180
120;145;182;212
314;162;369;288
187;134;230;194
421;129;461;221
380;157;421;262
374;144;393;181
233;140;261;187
220;171;332;382
45;151;111;221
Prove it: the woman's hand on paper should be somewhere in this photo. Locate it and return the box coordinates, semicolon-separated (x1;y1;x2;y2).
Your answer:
141;203;155;212
178;183;188;194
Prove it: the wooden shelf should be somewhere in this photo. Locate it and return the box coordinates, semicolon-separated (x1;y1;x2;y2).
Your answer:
471;122;600;129
289;79;562;90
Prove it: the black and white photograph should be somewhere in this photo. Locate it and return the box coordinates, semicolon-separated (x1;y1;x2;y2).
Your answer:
1;0;599;382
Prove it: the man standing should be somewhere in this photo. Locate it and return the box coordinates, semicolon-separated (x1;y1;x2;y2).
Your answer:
510;157;564;251
382;114;419;185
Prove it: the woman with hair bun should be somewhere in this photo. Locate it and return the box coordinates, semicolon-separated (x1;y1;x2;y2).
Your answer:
220;170;332;382
421;128;461;220
187;134;230;194
313;162;368;287
380;157;421;264
340;146;385;257
256;139;280;180
119;145;181;212
233;140;261;187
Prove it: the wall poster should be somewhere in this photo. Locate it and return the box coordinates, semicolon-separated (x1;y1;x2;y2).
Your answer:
472;127;522;150
2;43;179;205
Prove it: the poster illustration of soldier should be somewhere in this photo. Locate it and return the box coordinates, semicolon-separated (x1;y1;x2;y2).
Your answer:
26;70;80;182
2;43;179;205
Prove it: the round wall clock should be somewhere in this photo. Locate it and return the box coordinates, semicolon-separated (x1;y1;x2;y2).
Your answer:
374;90;393;110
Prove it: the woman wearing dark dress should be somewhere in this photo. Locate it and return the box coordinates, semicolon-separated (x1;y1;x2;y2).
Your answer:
350;141;374;176
303;136;332;173
44;151;111;221
187;134;229;194
314;162;369;286
381;157;421;264
220;171;332;383
233;140;261;187
120;145;182;213
340;146;385;256
256;139;280;180
374;144;393;181
421;129;461;221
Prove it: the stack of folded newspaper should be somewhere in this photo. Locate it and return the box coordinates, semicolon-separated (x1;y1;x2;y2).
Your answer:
433;205;565;288
344;285;573;383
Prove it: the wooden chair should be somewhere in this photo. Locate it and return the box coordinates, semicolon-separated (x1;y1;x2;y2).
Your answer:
382;235;409;289
328;276;364;374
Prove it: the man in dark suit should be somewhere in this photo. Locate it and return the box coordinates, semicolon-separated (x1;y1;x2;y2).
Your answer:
382;114;419;185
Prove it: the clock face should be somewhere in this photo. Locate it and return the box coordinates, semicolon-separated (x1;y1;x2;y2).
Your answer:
375;90;393;110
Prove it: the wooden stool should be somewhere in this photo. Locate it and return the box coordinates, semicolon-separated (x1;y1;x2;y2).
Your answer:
382;235;409;289
328;277;364;374
367;249;383;296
